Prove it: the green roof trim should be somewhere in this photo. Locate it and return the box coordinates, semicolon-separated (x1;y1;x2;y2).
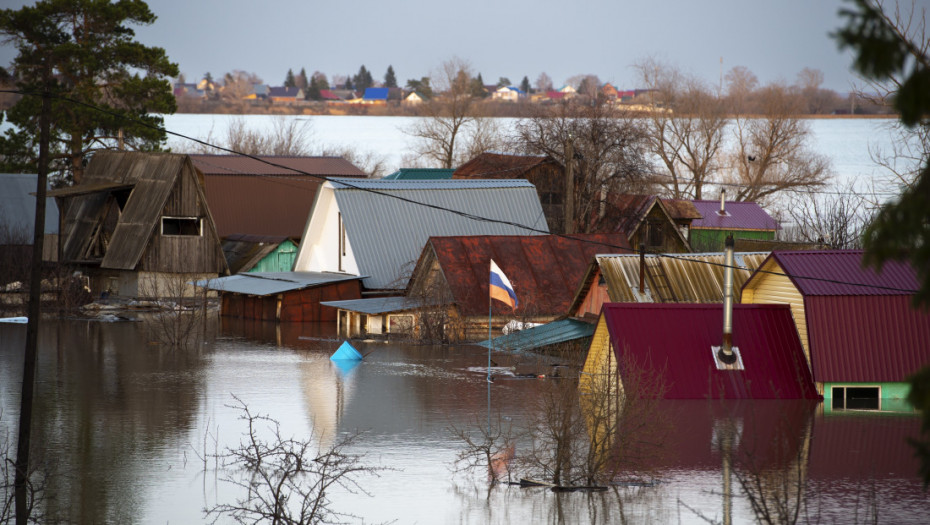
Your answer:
382;168;456;180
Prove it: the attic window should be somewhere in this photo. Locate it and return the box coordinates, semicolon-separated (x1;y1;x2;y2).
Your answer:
832;386;880;411
161;216;202;236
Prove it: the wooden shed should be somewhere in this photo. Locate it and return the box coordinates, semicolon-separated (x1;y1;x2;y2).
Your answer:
48;152;228;298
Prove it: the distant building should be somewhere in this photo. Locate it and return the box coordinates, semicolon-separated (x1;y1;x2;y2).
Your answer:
382;168;454;180
690;196;780;252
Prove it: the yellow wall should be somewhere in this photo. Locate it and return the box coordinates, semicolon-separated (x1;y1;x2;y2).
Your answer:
581;316;621;396
742;259;810;365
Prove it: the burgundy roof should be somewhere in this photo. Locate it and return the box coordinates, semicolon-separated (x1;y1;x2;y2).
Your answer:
425;233;629;317
691;200;780;231
190;155;365;238
806;295;930;382
601;303;819;399
767;250;920;296
452;152;559;179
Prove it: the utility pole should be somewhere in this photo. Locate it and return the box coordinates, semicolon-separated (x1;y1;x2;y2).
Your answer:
564;136;574;234
15;72;51;525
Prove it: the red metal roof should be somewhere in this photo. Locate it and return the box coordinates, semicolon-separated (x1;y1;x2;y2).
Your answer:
691;200;780;231
768;250;920;296
806;295;930;382
190;155;365;238
601;303;819;399
426;233;630;317
452;152;559;179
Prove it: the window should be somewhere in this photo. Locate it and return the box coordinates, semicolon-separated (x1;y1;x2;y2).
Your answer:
831;386;880;410
161;217;202;236
388;314;414;334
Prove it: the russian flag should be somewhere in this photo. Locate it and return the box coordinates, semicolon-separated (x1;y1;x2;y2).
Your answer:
489;259;518;310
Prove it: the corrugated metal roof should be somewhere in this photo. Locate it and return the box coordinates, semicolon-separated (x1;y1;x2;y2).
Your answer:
767;250;920;296
600;303;819;399
691;200;780;231
190;155;365;238
424;233;630;317
596;252;769;303
474;318;595;352
199;271;363;296
320;296;436;314
382;168;455;180
805;295;930;382
190;155;366;177
0;173;59;239
329;179;548;290
363;87;389;100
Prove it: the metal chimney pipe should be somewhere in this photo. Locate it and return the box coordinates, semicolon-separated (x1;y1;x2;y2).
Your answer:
718;234;737;364
719;188;726;215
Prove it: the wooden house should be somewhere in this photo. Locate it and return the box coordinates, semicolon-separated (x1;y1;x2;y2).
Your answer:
47;152;228;298
581;303;819;400
322;233;628;341
690;195;779;252
569;252;770;318
268;86;303;104
360;87;389;104
741;250;930;412
593;194;700;253
292;178;548;295
190;155;366;239
453;153;568;232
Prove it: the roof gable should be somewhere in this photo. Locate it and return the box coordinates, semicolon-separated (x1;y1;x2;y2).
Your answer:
601;303;819;399
691;200;780;231
763;250;920;296
419;233;630;317
309;178;549;290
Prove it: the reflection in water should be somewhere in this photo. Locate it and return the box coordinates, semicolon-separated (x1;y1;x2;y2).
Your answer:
1;319;928;523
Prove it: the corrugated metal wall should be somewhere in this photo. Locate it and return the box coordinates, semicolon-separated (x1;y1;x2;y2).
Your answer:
742;259;810;365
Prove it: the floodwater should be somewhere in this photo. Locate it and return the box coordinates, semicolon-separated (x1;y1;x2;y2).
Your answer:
1;317;927;524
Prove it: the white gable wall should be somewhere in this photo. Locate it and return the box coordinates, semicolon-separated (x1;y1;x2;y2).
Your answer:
293;183;359;275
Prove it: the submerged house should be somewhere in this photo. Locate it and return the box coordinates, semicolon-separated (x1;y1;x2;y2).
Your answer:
453;153;567;233
690;194;779;252
582;303;819;400
222;234;298;274
741;250;930;411
47;152;228;298
292;178;549;295
190;155;366;239
593;194;700;253
569;252;769;318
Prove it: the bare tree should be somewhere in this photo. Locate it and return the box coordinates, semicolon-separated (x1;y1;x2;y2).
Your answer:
783;181;873;249
205;396;380;525
724;84;831;204
220;70;262;104
509;100;654;233
637;59;728;200
535;72;554;93
405;57;485;168
724;65;759;113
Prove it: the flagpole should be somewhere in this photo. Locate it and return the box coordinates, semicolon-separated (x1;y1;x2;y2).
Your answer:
488;277;492;434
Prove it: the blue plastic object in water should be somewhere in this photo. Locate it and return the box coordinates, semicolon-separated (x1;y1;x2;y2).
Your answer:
330;341;363;361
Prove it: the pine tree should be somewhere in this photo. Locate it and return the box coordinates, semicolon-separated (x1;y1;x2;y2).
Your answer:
297;67;308;90
520;76;531;94
384;65;398;88
284;68;296;88
353;65;373;92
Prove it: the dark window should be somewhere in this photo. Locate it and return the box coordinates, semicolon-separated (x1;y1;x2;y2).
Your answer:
832;386;880;410
161;217;201;236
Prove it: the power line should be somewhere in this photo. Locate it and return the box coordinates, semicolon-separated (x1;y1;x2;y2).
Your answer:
1;88;920;294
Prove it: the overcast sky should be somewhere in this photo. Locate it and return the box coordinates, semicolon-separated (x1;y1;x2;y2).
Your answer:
0;0;894;92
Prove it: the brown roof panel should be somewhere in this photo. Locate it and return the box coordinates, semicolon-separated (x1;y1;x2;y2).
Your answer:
190;155;366;177
452;152;559;179
428;233;629;317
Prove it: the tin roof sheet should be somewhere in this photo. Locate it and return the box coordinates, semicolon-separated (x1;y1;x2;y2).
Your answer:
601;303;819;399
198;271;362;296
426;233;630;317
382;168;455;180
0;173;59;238
330;179;548;290
766;250;920;296
474;318;595;352
596;252;769;304
805;294;930;383
190;155;366;177
453;153;559;179
320;296;437;314
691;200;780;231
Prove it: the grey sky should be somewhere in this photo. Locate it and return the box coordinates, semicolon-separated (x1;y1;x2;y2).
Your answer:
1;0;876;92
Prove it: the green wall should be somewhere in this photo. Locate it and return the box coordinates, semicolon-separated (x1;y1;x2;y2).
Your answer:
690;229;775;252
248;239;298;273
822;382;913;414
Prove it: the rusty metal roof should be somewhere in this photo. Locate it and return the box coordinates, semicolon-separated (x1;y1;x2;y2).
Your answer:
806;295;930;382
189;155;366;177
764;250;920;296
600;303;819;399
691;200;780;231
452;152;559;179
422;233;630;317
191;155;365;238
198;271;362;296
595;252;769;304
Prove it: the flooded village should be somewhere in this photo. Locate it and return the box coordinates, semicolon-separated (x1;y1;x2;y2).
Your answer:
2;147;929;523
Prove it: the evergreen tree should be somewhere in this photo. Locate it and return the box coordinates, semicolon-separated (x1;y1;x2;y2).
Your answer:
470;73;487;98
520;76;531;94
0;0;179;184
344;75;353;90
353;65;373;92
284;68;296;88
384;65;397;88
296;67;308;90
406;77;432;98
497;77;512;88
